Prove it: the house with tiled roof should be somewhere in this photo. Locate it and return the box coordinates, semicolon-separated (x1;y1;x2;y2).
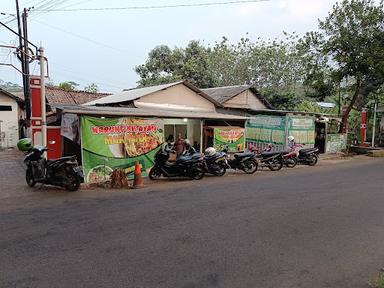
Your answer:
1;87;110;149
45;86;111;106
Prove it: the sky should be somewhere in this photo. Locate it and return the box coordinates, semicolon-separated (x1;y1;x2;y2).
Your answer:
0;0;338;93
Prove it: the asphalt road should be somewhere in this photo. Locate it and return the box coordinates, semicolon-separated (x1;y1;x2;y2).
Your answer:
1;157;384;288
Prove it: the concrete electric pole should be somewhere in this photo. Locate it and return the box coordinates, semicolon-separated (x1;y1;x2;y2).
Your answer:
39;47;47;152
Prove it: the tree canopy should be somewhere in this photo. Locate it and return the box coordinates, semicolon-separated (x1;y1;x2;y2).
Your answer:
135;0;384;118
57;81;79;91
315;0;384;130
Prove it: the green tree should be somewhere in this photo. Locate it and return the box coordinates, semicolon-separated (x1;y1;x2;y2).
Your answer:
316;0;384;131
136;34;308;109
135;41;217;88
297;31;337;101
84;83;99;93
58;81;79;91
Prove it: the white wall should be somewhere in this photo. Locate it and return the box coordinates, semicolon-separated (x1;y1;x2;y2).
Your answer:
0;93;20;148
136;84;216;112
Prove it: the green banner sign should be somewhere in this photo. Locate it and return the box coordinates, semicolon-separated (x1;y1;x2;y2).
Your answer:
213;127;245;152
245;115;286;144
287;116;315;144
81;116;164;183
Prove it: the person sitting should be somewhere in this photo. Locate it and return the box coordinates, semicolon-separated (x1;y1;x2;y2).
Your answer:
162;134;175;153
181;139;196;156
288;135;296;150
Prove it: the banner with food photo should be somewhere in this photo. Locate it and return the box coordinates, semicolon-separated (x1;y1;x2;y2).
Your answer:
81;116;164;183
213;127;245;152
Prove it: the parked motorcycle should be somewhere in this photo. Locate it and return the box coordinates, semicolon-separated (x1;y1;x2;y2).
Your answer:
203;147;227;176
224;149;258;174
281;150;298;168
255;151;284;171
262;144;297;168
22;144;83;191
297;147;319;166
149;149;205;180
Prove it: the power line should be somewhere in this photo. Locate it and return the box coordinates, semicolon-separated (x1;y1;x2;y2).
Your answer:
30;18;128;54
31;0;270;12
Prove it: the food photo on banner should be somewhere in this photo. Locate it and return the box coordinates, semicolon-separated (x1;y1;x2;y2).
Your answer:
80;116;164;183
212;127;245;152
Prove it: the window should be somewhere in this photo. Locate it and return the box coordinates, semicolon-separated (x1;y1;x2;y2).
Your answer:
0;105;12;111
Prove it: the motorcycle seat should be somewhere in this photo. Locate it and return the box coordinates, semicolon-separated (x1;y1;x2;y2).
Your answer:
176;153;202;163
299;148;318;154
260;151;281;158
234;151;254;158
205;152;224;161
46;156;75;165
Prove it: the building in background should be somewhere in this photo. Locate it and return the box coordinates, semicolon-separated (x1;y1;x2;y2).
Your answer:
0;88;24;149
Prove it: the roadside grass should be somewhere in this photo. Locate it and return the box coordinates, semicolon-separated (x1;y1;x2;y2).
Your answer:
371;272;384;288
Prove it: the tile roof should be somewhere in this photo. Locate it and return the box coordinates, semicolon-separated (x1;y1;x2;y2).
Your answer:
45;86;111;105
9;87;111;106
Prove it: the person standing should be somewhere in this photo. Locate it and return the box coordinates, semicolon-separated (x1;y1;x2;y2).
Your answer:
175;133;184;157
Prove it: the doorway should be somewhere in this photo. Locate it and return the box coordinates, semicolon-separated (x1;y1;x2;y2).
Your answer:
164;124;187;140
315;122;326;153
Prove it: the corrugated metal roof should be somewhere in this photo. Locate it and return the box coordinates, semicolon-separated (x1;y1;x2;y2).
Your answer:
55;104;247;120
202;85;273;109
84;81;221;107
0;88;24;103
202;85;251;104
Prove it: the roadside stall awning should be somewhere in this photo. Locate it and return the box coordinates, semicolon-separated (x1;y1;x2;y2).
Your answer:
54;104;248;120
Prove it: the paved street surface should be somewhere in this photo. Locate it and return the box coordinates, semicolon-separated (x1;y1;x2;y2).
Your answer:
1;151;384;288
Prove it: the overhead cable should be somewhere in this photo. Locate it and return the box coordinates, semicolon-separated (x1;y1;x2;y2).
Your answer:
31;0;270;12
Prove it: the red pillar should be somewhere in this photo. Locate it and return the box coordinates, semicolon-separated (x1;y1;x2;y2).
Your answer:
360;108;368;143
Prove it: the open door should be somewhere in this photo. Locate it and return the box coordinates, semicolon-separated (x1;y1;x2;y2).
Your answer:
315;122;326;153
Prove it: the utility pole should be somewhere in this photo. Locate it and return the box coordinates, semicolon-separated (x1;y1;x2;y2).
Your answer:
22;8;31;121
39;47;47;154
15;0;31;122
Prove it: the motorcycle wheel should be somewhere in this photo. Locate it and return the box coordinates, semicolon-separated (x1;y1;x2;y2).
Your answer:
242;159;258;174
149;167;162;180
26;168;36;187
213;163;226;176
268;158;283;171
65;171;80;191
285;157;298;168
307;154;318;166
192;166;205;180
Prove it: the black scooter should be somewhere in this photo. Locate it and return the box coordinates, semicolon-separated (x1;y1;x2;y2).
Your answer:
255;151;284;171
297;147;319;166
24;146;83;191
225;150;258;174
149;149;205;180
204;151;227;176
